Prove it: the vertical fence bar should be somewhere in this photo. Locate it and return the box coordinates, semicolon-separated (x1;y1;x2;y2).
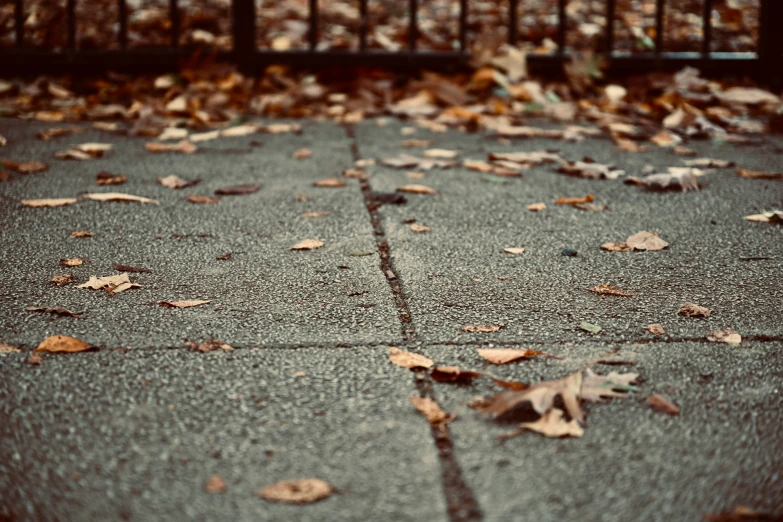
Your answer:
309;0;318;50
118;0;127;49
358;0;368;50
605;0;615;55
655;0;664;54
558;0;567;55
14;0;23;46
169;0;180;47
458;0;467;51
758;0;783;89
702;0;712;55
508;0;517;45
232;0;255;72
408;0;418;51
67;0;76;49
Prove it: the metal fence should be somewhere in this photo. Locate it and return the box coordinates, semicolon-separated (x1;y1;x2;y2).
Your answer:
1;0;782;85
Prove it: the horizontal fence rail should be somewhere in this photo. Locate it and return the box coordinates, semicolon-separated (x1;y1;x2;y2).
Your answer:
0;0;781;86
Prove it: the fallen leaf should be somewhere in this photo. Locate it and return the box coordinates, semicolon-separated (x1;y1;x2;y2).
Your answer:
648;394;680;415
581;368;639;402
55;143;113;160
410;396;455;426
744;210;783;224
214;183;261;195
614;137;647;152
410;224;430;233
488;150;563;166
342;168;367;180
187;339;234;353
557;161;624;180
187;195;220;204
464;159;523;177
673;146;697;157
159;300;210;308
301;211;329;218
388;347;433;369
60;258;83;267
718;87;780;105
0;342;20;354
35;335;91;353
683;158;734;168
600;242;631;252
589;284;634;297
381;154;457;171
512;409;584;439
625;169;700;191
221;124;259;137
51;274;74;286
216;253;231;261
704;505;775;522
650;129;683;147
204;475;227;493
503;247;525;255
2;159;48;173
27;353;42;365
555;194;594;206
477;348;544;365
736;168;783;180
111;263;151;273
37;127;83;141
424;148;458;159
626;231;669;251
527;202;546;211
707;328;742;346
22;198;78;208
293;148;312;159
402;139;433;148
145;140;197;154
189;130;221;142
313;178;346;188
85;193;158;204
290;239;324;251
26;306;81;318
70;231;93;238
78;274;140;295
397;184;437;195
573;203;608;212
257;123;302;134
430;365;482;383
678;302;711;318
462;324;504;333
647;324;666;335
257;478;333;504
579;321;602;334
96;172;127;185
157;175;199;189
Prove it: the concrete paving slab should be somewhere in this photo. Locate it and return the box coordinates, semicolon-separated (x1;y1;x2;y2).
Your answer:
0;346;445;522
354;119;783;344
418;341;783;522
0;119;400;348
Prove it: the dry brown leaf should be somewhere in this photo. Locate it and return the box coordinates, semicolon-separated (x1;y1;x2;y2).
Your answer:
36;335;91;353
683;158;734;168
189;130;221;142
707;328;742;346
301;211;329;218
503;247;525;255
157;175;199;189
388;347;434;369
2;159;48;173
77;274;140;295
22;198;78;208
157;127;189;141
406;171;425;179
673;146;697;156
557;161;625;180
34;110;66;122
290;239;324;251
51;274;74;286
647;324;666;335
111;263;150;273
258;123;302;134
581;368;639;403
204;475;227;493
220;124;258;137
397;184;437;195
462;324;504;333
704;505;774;522
678;302;711;318
527;202;546;211
430;365;483;383
555;194;594;206
0;342;21;353
410;224;430;233
145;140;197;154
187;195;220;204
60;258;83;267
744;211;783;223
477;348;543;365
96;172;127;186
402;139;433;148
624;169;700;192
464;159;523;177
37;127;83;141
488;150;563;166
293;148;312;159
214;183;261;195
515;409;585;439
160;300;210;308
424;148;458;159
27;306;81;318
589;284;634;297
648;394;680;415
257;478;333;504
85;193;158;205
410;396;455;426
600;242;631;252
342;168;367;180
649;129;682;147
27;353;42;365
736;168;783;180
216;253;231;261
55;143;113;160
313;178;346;188
381;154;456;170
574;203;608;212
614;137;647;153
718;87;780;105
626;231;669;251
187;339;234;353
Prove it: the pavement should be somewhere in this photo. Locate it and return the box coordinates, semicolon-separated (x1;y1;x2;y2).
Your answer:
1;117;782;522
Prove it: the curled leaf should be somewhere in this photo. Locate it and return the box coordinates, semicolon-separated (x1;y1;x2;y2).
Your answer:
389;347;433;369
36;335;91;353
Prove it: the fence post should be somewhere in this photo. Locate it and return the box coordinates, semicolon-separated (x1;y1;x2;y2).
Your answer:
758;0;783;90
232;0;256;74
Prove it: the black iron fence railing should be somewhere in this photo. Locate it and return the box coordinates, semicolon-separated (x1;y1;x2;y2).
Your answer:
1;0;782;86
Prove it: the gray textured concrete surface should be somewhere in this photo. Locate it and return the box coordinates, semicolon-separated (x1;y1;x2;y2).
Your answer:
2;116;783;522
